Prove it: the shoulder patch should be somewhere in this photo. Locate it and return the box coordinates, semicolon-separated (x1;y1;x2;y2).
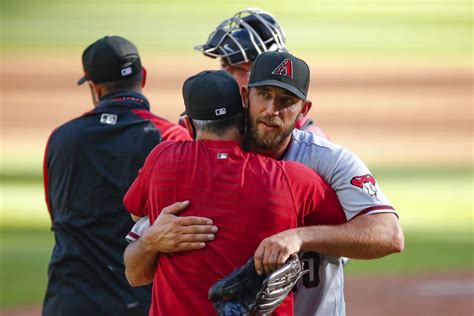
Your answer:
350;174;378;199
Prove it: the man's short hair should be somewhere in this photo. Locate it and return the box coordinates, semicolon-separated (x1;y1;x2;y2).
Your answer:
192;112;243;134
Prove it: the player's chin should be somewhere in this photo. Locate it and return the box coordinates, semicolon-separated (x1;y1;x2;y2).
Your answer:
255;133;284;150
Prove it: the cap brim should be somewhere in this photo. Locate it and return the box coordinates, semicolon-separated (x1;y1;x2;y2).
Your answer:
180;110;188;116
248;80;306;100
77;76;88;85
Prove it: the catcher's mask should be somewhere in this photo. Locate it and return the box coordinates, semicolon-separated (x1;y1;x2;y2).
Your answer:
195;8;287;66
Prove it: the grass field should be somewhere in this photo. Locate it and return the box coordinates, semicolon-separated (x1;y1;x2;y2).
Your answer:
1;166;472;308
1;0;471;63
1;227;472;309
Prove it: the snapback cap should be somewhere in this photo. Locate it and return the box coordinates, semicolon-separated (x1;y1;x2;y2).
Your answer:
181;70;243;120
248;51;310;100
77;36;142;85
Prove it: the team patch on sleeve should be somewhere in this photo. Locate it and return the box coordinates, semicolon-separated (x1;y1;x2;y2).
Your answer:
350;174;378;199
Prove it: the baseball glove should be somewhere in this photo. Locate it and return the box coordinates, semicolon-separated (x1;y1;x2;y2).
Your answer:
208;254;305;316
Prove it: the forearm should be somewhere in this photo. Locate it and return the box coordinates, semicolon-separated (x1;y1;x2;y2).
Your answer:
298;213;404;259
124;239;158;287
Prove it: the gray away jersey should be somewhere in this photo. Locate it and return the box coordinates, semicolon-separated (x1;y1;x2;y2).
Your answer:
282;129;397;316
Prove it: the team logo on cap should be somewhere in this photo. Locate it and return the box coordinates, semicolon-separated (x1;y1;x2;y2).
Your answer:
215;108;227;116
121;67;133;77
350;174;378;199
272;59;293;78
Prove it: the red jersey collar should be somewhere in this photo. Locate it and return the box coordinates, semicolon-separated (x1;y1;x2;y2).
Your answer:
200;139;242;148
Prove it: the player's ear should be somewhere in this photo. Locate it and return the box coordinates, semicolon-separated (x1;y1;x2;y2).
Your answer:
88;81;101;106
298;100;312;119
183;116;195;139
241;85;249;109
141;67;147;88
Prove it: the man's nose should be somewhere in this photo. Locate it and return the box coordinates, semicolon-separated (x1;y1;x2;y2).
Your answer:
265;101;280;116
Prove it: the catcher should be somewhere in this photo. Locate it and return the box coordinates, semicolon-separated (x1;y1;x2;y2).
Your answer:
123;70;346;316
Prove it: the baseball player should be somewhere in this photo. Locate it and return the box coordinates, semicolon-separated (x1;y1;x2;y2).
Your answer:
123;70;347;316
242;51;404;315
41;36;208;316
127;51;403;316
194;8;330;139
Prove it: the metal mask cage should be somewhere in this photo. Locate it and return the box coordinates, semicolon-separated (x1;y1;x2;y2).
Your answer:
194;8;287;66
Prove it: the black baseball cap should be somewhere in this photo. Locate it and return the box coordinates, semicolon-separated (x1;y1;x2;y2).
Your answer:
181;70;243;120
248;51;310;100
77;36;142;85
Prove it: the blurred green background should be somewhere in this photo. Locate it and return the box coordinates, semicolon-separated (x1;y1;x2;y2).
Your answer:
1;0;472;311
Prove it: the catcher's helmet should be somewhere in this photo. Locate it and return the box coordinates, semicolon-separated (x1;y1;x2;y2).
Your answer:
195;8;287;66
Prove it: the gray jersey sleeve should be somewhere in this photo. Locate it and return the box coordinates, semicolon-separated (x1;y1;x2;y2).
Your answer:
283;129;396;220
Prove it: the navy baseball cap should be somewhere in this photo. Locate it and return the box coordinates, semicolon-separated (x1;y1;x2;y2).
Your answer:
248;51;310;100
77;36;142;85
181;70;243;120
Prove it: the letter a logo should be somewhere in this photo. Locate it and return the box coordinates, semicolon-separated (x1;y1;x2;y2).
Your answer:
272;59;293;78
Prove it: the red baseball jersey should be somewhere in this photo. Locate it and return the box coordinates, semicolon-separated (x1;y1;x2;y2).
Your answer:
123;140;345;316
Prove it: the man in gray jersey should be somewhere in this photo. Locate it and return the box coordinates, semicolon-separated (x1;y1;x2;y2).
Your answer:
242;51;404;315
125;52;404;315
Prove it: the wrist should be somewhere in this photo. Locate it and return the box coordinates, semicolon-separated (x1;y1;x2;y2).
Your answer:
140;229;160;254
295;227;307;250
297;226;322;253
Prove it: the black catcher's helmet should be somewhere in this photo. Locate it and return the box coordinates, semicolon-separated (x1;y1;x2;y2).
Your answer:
195;8;287;66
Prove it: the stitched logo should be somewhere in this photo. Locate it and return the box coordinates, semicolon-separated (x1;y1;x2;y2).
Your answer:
217;153;228;159
271;59;293;78
215;108;227;116
350;174;378;199
100;113;117;125
121;67;133;77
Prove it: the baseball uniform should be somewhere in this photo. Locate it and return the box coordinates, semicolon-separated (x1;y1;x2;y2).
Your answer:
123;139;346;316
282;129;397;316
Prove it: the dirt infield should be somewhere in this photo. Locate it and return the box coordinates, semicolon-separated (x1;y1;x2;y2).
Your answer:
2;273;472;316
345;272;473;316
1;54;472;166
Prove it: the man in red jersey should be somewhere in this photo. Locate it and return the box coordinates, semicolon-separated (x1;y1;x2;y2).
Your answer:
123;70;346;316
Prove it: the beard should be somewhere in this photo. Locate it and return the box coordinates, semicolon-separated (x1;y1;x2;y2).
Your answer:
244;100;297;151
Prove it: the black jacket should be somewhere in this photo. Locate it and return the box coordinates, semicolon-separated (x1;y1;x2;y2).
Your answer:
42;91;166;316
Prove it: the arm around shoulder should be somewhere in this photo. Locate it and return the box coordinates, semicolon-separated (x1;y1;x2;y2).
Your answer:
124;201;218;285
253;212;404;274
299;212;404;259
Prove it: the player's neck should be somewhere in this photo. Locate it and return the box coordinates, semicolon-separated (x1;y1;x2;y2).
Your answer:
196;129;242;142
249;135;292;160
